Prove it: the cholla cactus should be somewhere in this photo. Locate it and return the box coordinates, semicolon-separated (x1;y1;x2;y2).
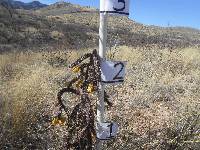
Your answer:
54;49;112;149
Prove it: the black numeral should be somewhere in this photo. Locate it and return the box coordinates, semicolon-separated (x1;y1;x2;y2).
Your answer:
107;123;113;138
113;0;126;11
113;62;124;80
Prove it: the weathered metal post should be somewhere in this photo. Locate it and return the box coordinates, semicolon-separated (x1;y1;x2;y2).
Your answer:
97;11;108;150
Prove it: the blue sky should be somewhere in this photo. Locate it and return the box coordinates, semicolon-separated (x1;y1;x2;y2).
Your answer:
20;0;200;29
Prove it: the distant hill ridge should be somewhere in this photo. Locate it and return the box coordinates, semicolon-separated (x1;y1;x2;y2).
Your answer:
0;0;48;10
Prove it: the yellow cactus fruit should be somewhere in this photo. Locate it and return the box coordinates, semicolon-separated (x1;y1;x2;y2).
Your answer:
91;132;96;142
51;117;59;126
87;83;94;93
58;117;66;125
72;66;80;73
51;116;66;126
75;80;83;88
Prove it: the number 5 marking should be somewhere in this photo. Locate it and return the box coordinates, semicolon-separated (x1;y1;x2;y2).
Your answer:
113;0;126;11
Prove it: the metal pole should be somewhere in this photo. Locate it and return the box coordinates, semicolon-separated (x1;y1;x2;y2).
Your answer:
97;12;108;150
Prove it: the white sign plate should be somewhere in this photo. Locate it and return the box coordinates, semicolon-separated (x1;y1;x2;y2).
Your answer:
101;60;126;84
100;0;130;16
96;122;119;140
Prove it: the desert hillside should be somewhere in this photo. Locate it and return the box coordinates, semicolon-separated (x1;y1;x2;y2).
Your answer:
1;1;200;52
0;1;200;150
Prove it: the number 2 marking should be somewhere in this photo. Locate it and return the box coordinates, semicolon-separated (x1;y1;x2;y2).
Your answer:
113;0;126;11
107;123;114;138
113;62;124;80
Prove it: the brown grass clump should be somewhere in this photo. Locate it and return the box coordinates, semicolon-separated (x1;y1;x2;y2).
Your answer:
50;31;64;40
0;50;72;149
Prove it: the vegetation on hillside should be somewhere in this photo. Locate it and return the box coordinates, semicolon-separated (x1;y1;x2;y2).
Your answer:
1;1;200;52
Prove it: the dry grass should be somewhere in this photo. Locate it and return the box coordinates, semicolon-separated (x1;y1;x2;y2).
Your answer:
105;46;200;149
0;50;75;149
0;46;200;149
